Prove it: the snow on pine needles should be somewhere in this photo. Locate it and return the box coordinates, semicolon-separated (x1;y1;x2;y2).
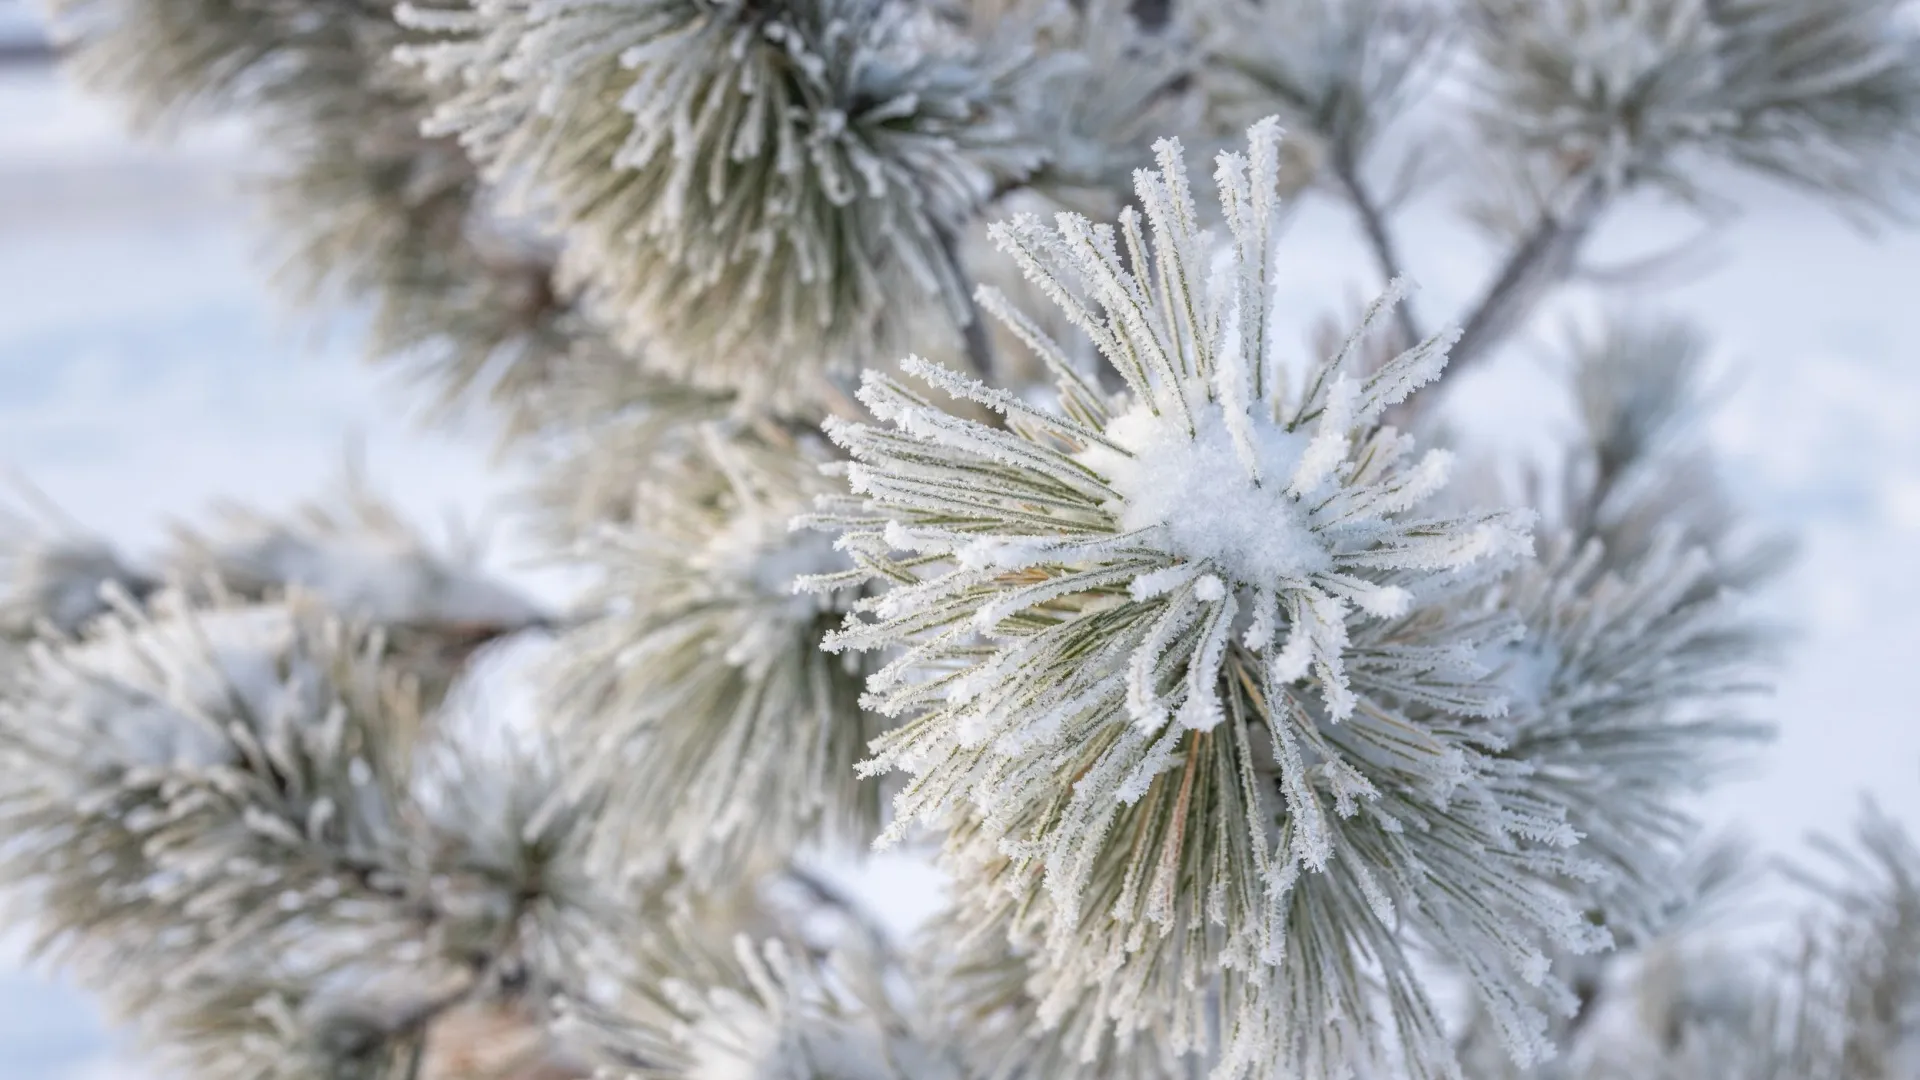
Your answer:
806;120;1609;1077
401;0;1039;410
554;426;882;883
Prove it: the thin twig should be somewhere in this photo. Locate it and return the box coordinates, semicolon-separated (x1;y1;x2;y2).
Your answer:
1329;150;1423;351
399;1031;429;1080
1563;962;1607;1040
1444;174;1610;381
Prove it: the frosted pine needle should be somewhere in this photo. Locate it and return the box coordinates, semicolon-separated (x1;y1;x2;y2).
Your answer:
1467;0;1920;213
0;592;612;1076
559;926;970;1080
161;470;548;711
918;889;1205;1080
554;427;881;881
807;119;1607;1077
0;593;427;998
1488;527;1774;941
167;471;544;633
403;0;1042;408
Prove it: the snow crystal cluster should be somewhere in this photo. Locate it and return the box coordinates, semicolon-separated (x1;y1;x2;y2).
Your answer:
1083;407;1333;594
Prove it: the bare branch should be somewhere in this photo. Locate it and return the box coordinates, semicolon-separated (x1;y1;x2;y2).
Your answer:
1328;148;1423;350
1438;174;1611;388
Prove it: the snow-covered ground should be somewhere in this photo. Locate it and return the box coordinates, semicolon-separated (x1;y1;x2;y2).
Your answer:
3;28;1919;1079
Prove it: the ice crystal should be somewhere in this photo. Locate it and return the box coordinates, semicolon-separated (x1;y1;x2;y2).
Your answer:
807;120;1606;1077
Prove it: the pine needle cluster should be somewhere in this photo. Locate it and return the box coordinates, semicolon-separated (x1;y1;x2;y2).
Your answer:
400;0;1042;408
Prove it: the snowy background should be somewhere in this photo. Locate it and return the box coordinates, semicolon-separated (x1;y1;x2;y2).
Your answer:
3;2;1918;1073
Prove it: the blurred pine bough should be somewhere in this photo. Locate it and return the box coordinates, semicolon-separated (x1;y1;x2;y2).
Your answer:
2;0;1918;1077
0;0;52;63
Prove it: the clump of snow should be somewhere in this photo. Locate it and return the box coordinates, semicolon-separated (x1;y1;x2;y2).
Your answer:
1082;404;1332;586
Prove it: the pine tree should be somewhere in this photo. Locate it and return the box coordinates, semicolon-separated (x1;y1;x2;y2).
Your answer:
7;0;1920;1076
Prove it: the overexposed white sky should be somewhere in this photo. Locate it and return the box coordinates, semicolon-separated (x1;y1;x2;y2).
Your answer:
2;23;1918;1076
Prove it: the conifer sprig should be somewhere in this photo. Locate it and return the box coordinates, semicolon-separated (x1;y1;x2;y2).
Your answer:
807;120;1611;1077
554;426;882;881
403;0;1042;408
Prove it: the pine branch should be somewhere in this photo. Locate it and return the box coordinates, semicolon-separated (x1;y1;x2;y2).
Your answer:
404;0;1044;412
1436;172;1610;391
40;0;625;429
22;0;1916;1075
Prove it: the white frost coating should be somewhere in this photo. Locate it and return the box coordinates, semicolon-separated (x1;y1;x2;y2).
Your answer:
557;431;879;884
402;0;1041;409
707;512;851;670
1083;405;1330;587
680;1000;899;1080
0;534;151;640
